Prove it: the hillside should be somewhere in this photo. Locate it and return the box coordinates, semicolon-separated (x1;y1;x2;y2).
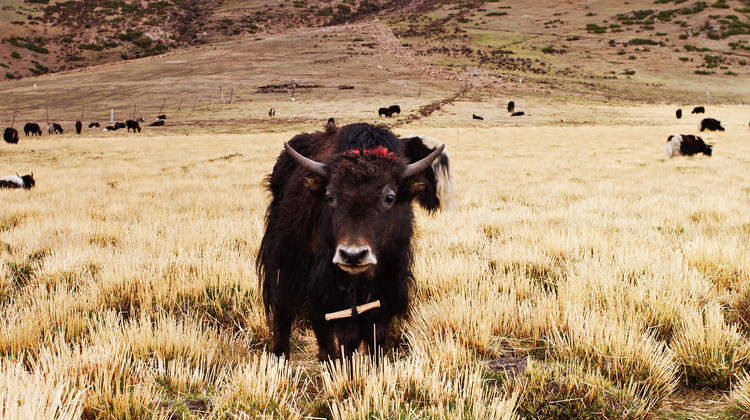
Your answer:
1;0;749;104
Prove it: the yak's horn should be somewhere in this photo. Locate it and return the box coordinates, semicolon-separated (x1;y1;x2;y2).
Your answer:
284;142;328;178
402;144;445;178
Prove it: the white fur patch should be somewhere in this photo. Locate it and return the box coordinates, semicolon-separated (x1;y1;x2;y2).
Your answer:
664;134;682;159
0;175;24;187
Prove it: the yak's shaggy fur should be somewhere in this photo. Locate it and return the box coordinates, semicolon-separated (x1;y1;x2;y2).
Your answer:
258;123;439;360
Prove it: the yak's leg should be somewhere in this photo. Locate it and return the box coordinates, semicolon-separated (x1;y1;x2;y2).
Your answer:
311;317;338;361
335;321;364;358
270;305;294;357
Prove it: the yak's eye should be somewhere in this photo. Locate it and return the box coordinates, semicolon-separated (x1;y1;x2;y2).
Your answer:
325;193;334;204
385;194;395;204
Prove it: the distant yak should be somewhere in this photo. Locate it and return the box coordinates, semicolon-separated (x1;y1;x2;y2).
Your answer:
75;120;82;134
269;108;276;117
24;123;42;136
156;115;167;120
126;119;141;133
0;173;35;189
665;134;712;158
507;101;515;113
511;111;525;117
700;118;724;132
378;107;393;118
88;122;100;128
472;114;484;120
676;109;682;119
4;128;19;144
149;120;165;127
48;123;63;134
388;105;401;116
692;106;705;114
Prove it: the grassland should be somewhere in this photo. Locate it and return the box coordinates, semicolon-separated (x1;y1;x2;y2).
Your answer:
2;96;750;417
1;4;750;417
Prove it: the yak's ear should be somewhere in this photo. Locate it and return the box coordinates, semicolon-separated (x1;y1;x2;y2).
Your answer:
398;175;427;203
303;174;327;198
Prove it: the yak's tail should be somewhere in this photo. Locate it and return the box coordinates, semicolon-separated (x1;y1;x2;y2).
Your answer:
403;134;457;212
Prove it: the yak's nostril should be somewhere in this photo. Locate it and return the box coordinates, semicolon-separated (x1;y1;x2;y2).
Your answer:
340;248;368;265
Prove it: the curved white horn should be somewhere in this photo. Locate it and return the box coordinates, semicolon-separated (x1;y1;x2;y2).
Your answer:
284;142;328;178
402;144;445;178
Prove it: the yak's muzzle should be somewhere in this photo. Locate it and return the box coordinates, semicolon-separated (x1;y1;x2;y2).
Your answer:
333;244;377;274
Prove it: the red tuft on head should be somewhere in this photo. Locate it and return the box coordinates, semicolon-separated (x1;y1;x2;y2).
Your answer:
345;147;398;161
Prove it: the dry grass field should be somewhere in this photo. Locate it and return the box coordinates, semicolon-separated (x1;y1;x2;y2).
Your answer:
2;95;750;418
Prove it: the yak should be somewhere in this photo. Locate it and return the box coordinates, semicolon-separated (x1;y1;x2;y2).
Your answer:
400;133;456;212
4;128;19;144
692;106;705;114
0;173;34;189
676;109;682;119
75;121;82;134
388;105;401;116
665;134;712;158
507;101;515;113
89;122;100;128
472;114;484;120
24;123;42;136
126;120;141;133
378;107;392;118
511;111;525;116
258;123;445;360
48;123;63;134
149;120;165;127
700;118;724;132
156;115;167;120
269;108;276;117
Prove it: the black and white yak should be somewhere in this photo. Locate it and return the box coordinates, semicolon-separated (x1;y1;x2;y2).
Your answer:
400;133;457;212
48;123;63;134
0;173;35;189
664;134;712;158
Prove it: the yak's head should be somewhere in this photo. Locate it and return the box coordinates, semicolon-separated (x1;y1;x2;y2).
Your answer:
21;173;35;189
285;142;443;275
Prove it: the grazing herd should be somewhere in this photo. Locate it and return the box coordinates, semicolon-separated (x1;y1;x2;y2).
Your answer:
2;115;168;144
666;106;727;159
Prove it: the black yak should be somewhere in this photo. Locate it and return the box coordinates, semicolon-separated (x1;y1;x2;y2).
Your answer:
472;114;484;120
507;101;515;113
700;118;724;132
665;134;712;158
24;123;42;136
149;120;165;127
378;107;392;118
258;123;444;360
0;173;34;189
692;106;705;114
126;120;141;133
676;109;682;119
75;120;82;134
88;122;100;128
511;111;525;116
388;105;401;116
156;115;167;120
4;128;19;144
